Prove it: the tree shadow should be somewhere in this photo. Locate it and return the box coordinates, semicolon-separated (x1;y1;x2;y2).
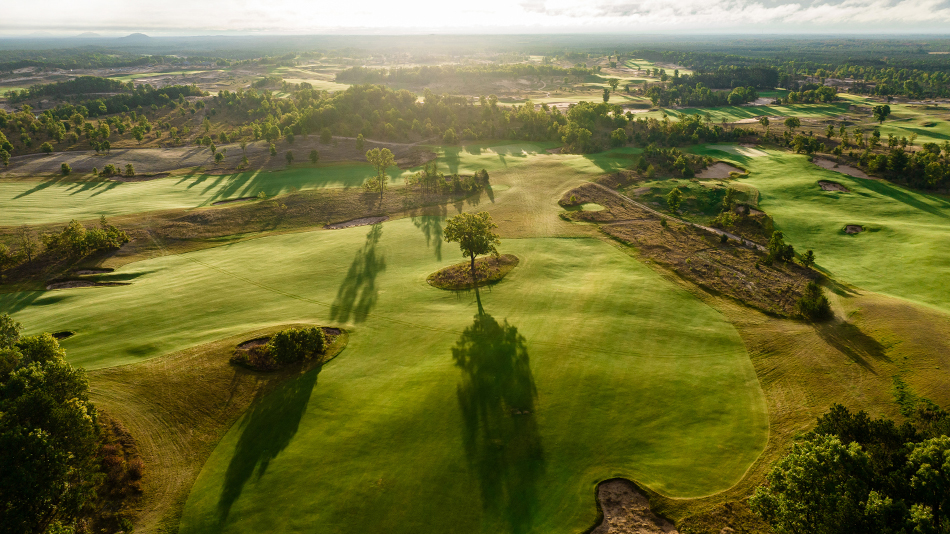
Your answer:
452;292;544;534
860;179;950;220
329;223;386;323
814;320;890;372
216;365;320;526
411;211;445;261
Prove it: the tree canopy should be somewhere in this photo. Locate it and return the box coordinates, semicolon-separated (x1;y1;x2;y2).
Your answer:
443;212;501;283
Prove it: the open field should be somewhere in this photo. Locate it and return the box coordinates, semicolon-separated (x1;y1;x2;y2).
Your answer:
690;145;950;313
3;134;950;533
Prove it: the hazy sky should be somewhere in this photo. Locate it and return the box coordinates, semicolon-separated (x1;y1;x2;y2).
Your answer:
3;0;950;35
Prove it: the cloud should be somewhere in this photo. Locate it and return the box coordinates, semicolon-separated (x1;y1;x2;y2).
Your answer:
1;0;949;34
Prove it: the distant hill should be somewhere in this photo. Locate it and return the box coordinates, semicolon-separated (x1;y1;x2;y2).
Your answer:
121;33;151;41
76;32;101;38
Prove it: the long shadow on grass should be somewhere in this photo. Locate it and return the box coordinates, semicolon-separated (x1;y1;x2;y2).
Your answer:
216;366;320;526
453;292;544;534
330;223;386;323
412;210;445;261
815;320;890;372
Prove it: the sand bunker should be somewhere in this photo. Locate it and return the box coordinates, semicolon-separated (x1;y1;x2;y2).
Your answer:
698;162;744;179
706;145;768;158
813;158;873;179
212;197;256;205
45;281;130;290
73;268;114;275
108;173;170;182
818;181;850;192
590;479;678;534
237;337;270;350
845;225;864;234
324;216;389;230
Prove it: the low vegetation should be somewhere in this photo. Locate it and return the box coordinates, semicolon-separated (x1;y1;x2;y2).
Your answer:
427;254;519;290
230;326;334;371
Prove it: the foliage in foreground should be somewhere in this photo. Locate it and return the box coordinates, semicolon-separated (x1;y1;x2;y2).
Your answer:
0;315;100;534
751;404;950;534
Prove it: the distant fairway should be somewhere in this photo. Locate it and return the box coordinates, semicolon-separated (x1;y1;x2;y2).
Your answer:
0;162;394;226
0;141;767;533
692;145;950;313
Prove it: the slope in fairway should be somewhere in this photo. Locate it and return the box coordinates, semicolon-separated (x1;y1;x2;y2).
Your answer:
0;162;398;226
1;217;767;532
692;145;950;312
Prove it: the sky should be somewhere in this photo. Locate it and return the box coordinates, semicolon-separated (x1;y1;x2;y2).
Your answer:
2;0;950;36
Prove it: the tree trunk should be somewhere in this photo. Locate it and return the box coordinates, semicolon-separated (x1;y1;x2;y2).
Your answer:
470;255;477;285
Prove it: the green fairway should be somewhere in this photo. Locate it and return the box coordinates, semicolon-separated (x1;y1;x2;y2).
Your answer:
2;220;768;533
691;145;950;312
666;102;851;122
0;162;400;226
0;139;768;533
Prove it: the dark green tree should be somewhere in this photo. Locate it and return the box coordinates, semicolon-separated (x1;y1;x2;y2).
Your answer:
443;212;501;285
873;105;892;124
309;149;319;164
0;316;101;534
666;187;683;214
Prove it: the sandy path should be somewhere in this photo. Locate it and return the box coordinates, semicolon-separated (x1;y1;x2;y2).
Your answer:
813;158;875;179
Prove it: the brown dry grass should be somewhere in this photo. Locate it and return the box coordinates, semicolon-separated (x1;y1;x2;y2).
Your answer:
87;325;348;534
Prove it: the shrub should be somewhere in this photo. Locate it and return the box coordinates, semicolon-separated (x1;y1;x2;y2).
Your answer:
266;327;327;365
124;164;134;177
269;143;277;156
320;127;332;144
101;164;118;177
309;149;319;164
443;128;458;145
40;141;54;154
796;281;832;320
61;163;71;176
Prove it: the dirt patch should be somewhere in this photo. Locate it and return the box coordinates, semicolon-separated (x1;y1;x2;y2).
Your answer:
818;180;850;192
74;268;115;275
845;225;864;234
546;146;566;154
237;337;270;350
46;280;130;290
813;158;873;179
324;216;389;229
427;254;520;290
697;163;744;179
211;197;256;205
395;150;437;169
590;479;678;534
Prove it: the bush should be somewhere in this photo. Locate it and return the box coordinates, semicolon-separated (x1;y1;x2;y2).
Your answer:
266;327;326;365
124;164;134;177
796;281;832;320
443;128;458;145
61;163;71;175
101;164;118;177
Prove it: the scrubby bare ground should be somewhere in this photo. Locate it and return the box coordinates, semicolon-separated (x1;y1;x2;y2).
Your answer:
590;480;678;534
561;182;813;316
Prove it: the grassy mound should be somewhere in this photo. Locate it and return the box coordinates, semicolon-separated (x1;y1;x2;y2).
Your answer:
427;254;520;290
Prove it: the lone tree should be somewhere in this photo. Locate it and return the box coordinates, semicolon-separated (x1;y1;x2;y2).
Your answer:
602;88;610;102
285;150;294;165
309;149;320;164
784;116;801;132
873;104;891;124
60;162;71;176
444;212;501;285
365;147;395;203
666;187;683;214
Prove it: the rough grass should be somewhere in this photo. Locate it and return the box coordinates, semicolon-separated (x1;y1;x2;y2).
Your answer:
88;324;348;533
427;254;520;290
